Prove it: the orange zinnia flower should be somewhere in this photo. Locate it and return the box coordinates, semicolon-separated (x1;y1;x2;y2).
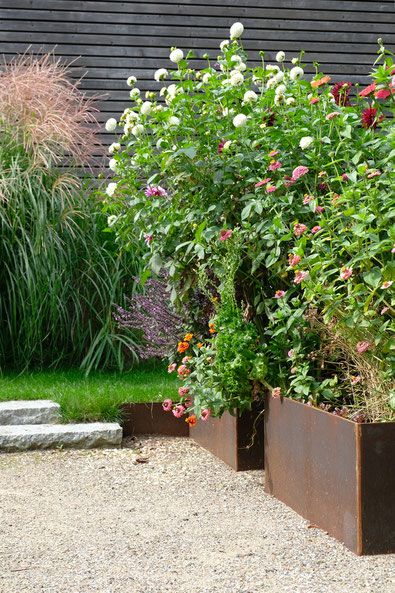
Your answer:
177;341;190;353
311;75;331;88
197;342;204;348
184;333;194;341
186;415;197;426
209;323;216;334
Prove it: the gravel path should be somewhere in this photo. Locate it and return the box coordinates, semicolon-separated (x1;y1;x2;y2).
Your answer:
0;436;394;593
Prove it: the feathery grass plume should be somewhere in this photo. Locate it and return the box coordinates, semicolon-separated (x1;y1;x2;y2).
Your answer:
0;49;102;169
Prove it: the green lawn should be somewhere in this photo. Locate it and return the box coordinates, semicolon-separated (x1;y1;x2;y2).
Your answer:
0;364;177;423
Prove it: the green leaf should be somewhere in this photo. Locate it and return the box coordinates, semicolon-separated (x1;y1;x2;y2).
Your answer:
194;220;207;242
241;202;253;220
140;268;151;286
180;146;197;159
195;244;205;259
341;124;352;139
149;253;163;275
213;170;224;185
352;151;362;165
364;267;382;288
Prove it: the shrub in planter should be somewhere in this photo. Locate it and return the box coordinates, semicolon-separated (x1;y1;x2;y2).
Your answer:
102;23;394;423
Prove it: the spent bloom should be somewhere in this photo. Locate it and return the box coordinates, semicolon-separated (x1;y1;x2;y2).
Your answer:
272;387;281;398
351;376;361;385
294;270;309;284
178;386;189;397
292;165;309;179
201;409;211;421
170;48;184;63
162;399;172;412
288;254;301;268
294;223;308;236
230;22;244;38
105;118;117;132
357;341;372;354
299;136;314;150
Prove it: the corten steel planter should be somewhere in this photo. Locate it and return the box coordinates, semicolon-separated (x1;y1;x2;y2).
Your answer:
121;402;189;437
264;395;395;555
191;405;264;471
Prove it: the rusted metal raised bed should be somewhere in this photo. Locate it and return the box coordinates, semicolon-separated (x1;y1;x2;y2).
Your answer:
121;402;189;437
191;405;264;471
264;394;395;555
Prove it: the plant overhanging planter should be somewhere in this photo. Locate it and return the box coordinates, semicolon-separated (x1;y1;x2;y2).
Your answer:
192;405;264;471
121;402;189;437
264;394;395;555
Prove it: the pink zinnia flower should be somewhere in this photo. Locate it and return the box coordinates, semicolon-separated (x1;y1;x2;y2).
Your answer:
315;205;324;213
294;223;308;236
275;290;285;299
177;364;188;376
292;166;309;179
162;399;172;412
381;307;389;315
182;356;190;364
381;281;393;289
168;363;177;373
143;232;153;246
303;194;314;205
318;171;327;178
288;254;301;268
288;350;295;358
201;409;211;421
367;171;381;178
266;185;277;193
145;185;167;198
332;194;341;206
309;97;320;104
218;139;225;155
311;226;322;234
351;375;361;385
392;244;395;253
220;229;232;241
325;112;340;120
342;173;348;180
272;387;281;399
294;270;309;284
291;368;296;374
357;341;371;354
255;178;271;187
284;177;296;187
359;82;376;97
375;88;395;99
340;267;353;280
173;404;185;418
178;386;189;397
268;150;279;157
269;160;282;171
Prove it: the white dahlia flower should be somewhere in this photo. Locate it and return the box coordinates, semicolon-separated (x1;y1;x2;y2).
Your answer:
276;51;285;63
154;68;168;81
230;71;244;87
130;88;140;100
126;75;137;86
108;142;121;154
168;116;180;128
231;55;242;64
106;182;117;197
109;158;119;173
202;72;212;84
105;118;117;132
170;48;184;63
234;62;247;72
275;71;285;83
140;101;152;115
299;136;314;150
223;140;232;150
126;111;139;122
132;124;144;136
220;40;230;51
275;84;286;95
266;64;280;73
233;113;247;128
243;90;258;103
290;66;304;81
286;97;296;105
266;77;277;89
230;22;244;39
274;94;284;106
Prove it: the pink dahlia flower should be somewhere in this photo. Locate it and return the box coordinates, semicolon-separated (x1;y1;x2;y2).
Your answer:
294;270;309;284
201;409;211;421
145;185;167;198
293;223;308;236
288;254;301;268
340;267;353;280
162;399;172;412
292;166;309;179
173;404;185;418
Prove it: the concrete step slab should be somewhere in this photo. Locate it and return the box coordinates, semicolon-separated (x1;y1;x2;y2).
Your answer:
0;400;61;425
0;423;122;452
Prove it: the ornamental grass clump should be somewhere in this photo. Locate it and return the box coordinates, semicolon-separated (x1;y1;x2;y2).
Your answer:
103;24;394;421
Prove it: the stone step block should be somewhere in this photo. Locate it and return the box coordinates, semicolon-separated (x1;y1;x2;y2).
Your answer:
0;423;122;452
0;400;61;425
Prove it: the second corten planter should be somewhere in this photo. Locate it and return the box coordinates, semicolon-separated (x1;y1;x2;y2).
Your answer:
264;394;395;555
192;405;264;471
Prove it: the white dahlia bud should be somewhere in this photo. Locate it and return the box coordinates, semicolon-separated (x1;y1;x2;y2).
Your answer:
220;40;230;51
105;118;117;132
170;48;184;63
130;88;140;100
230;22;244;39
202;72;212;84
276;51;285;63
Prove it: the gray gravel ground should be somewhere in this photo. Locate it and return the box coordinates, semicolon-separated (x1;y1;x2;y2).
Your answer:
0;435;394;593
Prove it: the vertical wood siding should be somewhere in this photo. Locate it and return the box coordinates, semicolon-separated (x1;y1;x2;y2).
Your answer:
1;0;394;155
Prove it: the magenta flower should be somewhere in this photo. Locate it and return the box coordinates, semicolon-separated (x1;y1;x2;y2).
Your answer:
392;244;395;253
294;270;309;284
218;139;225;155
266;185;277;193
143;232;153;246
325;112;340;120
201;409;211;421
168;363;177;373
173;404;185;418
162;399;172;412
255;178;271;187
311;226;322;234
178;386;189;397
293;223;308;236
288;254;301;268
292;166;309;179
340;267;353;280
381;281;393;289
351;376;361;385
268;150;279;157
275;290;285;299
288;350;295;358
342;173;348;180
315;205;324;213
291;368;296;374
145;185;167;198
357;341;372;354
309;97;320;104
220;229;233;241
271;387;281;399
269;160;282;171
381;307;389;315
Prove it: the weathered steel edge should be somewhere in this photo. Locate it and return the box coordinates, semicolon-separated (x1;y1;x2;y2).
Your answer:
120;402;189;437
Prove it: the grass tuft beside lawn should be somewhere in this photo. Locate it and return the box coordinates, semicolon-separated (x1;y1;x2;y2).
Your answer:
0;364;177;423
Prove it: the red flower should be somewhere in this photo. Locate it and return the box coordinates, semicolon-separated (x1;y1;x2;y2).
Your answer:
332;81;352;107
361;107;383;130
318;182;329;193
262;109;276;127
359;82;376;97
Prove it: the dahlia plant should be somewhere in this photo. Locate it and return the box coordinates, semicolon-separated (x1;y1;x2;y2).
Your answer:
103;24;394;421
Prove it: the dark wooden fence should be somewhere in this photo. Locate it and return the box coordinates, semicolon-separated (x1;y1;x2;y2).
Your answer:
1;0;394;160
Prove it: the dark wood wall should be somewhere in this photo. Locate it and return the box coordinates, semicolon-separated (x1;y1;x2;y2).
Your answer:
1;0;394;158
